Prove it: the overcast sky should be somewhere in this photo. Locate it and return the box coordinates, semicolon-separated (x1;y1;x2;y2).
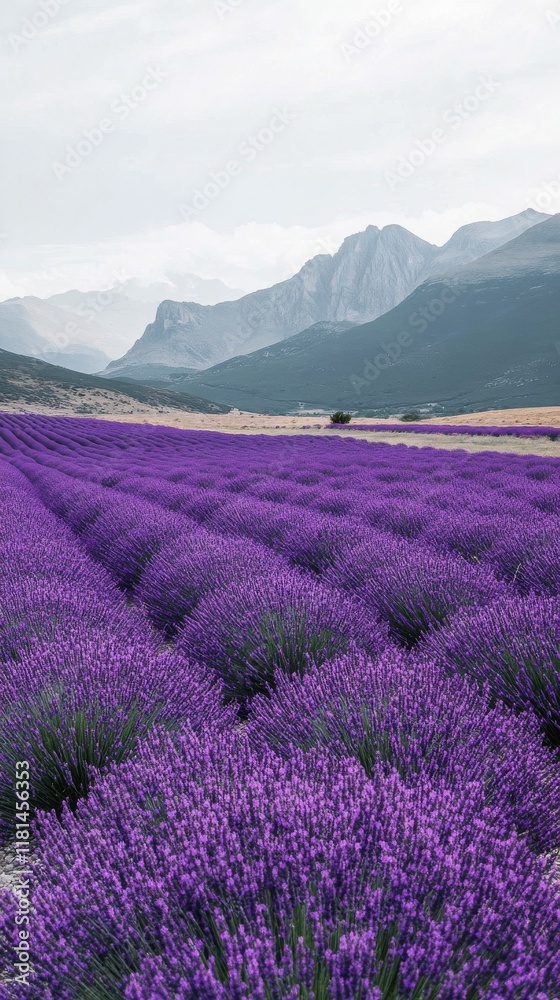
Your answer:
1;0;559;298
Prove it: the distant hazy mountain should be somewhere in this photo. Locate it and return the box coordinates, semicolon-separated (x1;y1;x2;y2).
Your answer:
46;289;157;359
0;347;230;415
46;274;244;361
103;209;549;376
178;215;560;416
132;323;355;393
0;297;111;373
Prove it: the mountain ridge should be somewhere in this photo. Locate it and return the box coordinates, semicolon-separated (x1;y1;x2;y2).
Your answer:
103;209;549;376
176;215;560;416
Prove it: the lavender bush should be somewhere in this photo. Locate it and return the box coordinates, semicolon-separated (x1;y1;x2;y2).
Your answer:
138;528;289;633
421;595;560;745
0;636;230;839
179;572;389;706
248;648;560;852
326;533;505;645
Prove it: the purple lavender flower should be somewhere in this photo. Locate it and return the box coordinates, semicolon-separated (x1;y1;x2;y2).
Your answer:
0;634;231;839
326;532;506;645
248;647;560;852
421;594;560;745
3;728;558;999
178;572;389;705
138;528;289;633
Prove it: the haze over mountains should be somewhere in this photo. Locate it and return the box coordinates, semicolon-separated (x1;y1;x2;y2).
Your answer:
1;208;558;419
0;297;113;374
0;273;244;374
103;209;548;378
179;215;560;416
48;271;244;361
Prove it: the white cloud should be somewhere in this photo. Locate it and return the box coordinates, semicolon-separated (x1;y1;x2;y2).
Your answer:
0;201;533;301
0;0;558;317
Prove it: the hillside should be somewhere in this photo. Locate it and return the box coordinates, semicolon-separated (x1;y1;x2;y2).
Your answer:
178;216;560;416
0;348;229;416
103;210;548;378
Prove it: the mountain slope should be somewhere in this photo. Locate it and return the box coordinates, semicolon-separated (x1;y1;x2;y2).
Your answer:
135;323;355;394
421;208;547;278
178;216;560;416
0;349;229;415
103;225;437;374
47;274;244;361
103;210;549;376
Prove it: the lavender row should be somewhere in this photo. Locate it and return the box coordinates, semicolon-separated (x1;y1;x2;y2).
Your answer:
2;417;558;595
0;461;230;839
329;421;560;439
1;418;560;995
12;462;391;709
2;418;560;736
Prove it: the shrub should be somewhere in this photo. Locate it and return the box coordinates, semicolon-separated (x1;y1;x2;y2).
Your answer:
481;519;560;595
330;411;352;424
326;532;505;646
81;499;189;590
275;513;364;573
399;412;422;422
0;579;147;661
137;529;287;634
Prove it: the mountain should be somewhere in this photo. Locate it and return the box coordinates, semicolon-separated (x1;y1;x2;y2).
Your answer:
177;216;560;416
103;209;549;377
46;289;156;359
133;323;355;394
102;226;437;375
0;348;230;416
420;208;547;278
0;297;112;373
48;274;244;361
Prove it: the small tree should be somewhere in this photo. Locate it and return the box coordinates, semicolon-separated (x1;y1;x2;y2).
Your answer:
330;411;352;424
400;412;422;423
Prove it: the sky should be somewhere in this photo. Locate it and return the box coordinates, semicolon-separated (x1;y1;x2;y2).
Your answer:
1;0;560;299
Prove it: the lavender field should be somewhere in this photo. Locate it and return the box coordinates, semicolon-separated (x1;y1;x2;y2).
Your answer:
329;423;560;440
0;413;559;998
